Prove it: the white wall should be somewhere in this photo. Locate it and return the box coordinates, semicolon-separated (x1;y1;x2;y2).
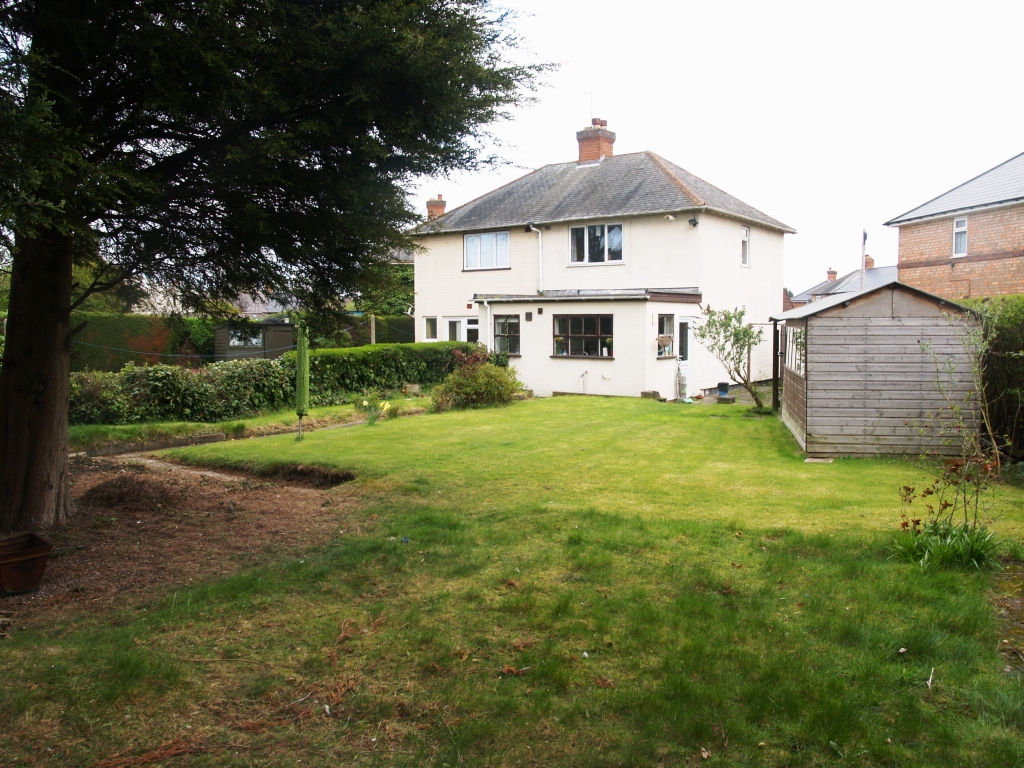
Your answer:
415;211;786;394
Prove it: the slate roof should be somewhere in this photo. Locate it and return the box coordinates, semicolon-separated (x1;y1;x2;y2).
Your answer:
885;151;1024;225
791;266;898;304
417;151;794;235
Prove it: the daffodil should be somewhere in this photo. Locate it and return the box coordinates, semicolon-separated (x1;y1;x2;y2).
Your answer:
362;400;369;407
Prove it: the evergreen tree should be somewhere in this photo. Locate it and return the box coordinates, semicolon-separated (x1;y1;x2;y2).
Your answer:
0;0;537;530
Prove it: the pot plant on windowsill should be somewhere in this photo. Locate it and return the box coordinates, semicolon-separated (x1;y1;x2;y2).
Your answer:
555;336;568;356
602;337;613;357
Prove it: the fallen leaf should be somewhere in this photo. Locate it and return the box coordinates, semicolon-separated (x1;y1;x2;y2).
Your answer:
701;747;711;759
503;579;520;589
594;675;615;688
731;562;743;569
512;638;536;652
499;665;529;676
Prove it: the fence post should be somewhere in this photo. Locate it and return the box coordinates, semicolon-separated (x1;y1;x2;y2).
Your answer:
369;314;376;345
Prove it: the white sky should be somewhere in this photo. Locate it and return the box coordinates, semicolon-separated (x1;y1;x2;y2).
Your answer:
410;0;1024;294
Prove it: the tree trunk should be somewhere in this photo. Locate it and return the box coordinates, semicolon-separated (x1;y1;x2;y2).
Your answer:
0;230;75;532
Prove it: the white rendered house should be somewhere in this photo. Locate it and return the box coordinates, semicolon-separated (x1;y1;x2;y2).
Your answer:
413;120;794;398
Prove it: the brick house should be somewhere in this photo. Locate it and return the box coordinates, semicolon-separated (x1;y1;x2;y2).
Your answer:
885;152;1024;299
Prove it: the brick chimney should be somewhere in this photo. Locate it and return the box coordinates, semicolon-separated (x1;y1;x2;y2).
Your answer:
827;268;837;282
864;254;874;270
426;194;446;220
577;118;615;162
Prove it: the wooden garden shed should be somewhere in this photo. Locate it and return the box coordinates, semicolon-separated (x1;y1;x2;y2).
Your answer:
770;281;977;458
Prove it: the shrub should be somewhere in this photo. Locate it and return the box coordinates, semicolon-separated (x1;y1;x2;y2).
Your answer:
889;520;1002;572
432;349;521;412
68;342;473;425
355;392;396;425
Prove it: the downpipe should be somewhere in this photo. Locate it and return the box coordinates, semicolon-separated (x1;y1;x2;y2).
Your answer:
580;370;588;394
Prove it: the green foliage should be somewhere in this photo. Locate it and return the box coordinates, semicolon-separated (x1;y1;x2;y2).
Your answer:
889;520;1002;572
70;312;176;372
1;0;538;318
68;342;473;424
295;325;309;418
693;305;766;408
167;316;217;357
964;295;1024;460
431;348;521;412
354;263;415;316
355;392;395;426
290;342;476;407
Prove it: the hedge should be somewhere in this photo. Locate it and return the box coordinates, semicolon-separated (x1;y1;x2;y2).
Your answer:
70;312;218;371
965;295;1024;461
69;342;475;424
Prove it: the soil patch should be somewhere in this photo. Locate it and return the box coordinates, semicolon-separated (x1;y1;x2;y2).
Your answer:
250;463;356;488
0;456;362;629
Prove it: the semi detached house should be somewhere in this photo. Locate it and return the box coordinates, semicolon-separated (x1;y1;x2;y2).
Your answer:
413;120;794;398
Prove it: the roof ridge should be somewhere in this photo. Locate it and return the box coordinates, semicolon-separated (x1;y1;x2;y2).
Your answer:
885;150;1024;225
645;151;705;207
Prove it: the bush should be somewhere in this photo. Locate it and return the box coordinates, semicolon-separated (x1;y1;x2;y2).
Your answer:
889;520;1002;572
68;342;474;425
432;349;521;412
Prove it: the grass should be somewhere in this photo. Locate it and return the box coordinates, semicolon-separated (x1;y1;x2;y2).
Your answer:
4;397;1024;766
66;401;419;453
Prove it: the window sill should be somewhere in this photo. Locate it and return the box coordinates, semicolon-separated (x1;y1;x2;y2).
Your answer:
550;355;614;360
463;267;512;272
656;355;676;360
567;261;625;267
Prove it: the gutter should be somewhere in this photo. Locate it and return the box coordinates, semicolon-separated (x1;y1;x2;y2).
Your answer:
884;196;1024;227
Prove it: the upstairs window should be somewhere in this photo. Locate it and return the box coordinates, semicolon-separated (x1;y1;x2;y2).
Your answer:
953;218;967;257
553;315;613;357
741;227;750;267
570;224;623;263
494;315;520;355
657;314;674;357
464;232;510;270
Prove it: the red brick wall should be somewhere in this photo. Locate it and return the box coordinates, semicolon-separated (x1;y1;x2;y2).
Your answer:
576;128;615;162
897;203;1024;298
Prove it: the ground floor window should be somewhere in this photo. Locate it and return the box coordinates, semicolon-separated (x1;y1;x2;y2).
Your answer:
553;314;613;357
425;317;437;340
494;315;520;354
230;328;263;347
657;314;674;357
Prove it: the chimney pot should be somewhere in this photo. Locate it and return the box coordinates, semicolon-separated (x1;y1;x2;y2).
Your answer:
827;268;837;282
426;194;446;220
864;254;874;270
577;119;616;162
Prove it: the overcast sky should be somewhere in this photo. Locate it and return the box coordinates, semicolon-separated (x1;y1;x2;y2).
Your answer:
410;0;1024;293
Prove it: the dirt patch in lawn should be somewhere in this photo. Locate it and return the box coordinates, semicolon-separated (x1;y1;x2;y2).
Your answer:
0;456;362;629
248;463;356;488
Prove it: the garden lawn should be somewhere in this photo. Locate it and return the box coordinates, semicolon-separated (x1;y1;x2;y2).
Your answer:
4;396;1024;767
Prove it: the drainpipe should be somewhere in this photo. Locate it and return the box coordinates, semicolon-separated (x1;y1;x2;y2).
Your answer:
580;370;587;394
483;300;491;351
772;319;779;413
527;223;543;294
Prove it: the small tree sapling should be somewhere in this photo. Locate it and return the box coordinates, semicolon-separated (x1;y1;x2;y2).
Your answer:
693;305;766;409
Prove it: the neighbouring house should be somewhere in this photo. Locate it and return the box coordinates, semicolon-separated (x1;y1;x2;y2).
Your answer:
885;151;1024;299
771;281;977;458
213;317;295;361
790;257;898;306
412;119;794;398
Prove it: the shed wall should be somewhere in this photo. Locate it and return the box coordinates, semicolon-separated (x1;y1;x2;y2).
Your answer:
780;319;807;448
804;287;976;457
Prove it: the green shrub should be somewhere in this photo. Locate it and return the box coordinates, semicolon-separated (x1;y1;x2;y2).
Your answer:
68;342;473;425
889;520;1002;572
432;349;521;412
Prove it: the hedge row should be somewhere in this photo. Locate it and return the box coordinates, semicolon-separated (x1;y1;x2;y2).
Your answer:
70;311;218;372
69;342;475;424
966;295;1024;460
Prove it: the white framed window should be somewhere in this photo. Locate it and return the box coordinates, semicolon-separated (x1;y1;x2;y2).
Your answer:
741;227;750;267
657;314;674;358
464;232;510;270
953;218;967;257
424;317;437;340
569;223;623;264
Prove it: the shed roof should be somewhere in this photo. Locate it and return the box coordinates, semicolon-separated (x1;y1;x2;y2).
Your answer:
770;280;970;321
885;151;1024;225
416;152;794;235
